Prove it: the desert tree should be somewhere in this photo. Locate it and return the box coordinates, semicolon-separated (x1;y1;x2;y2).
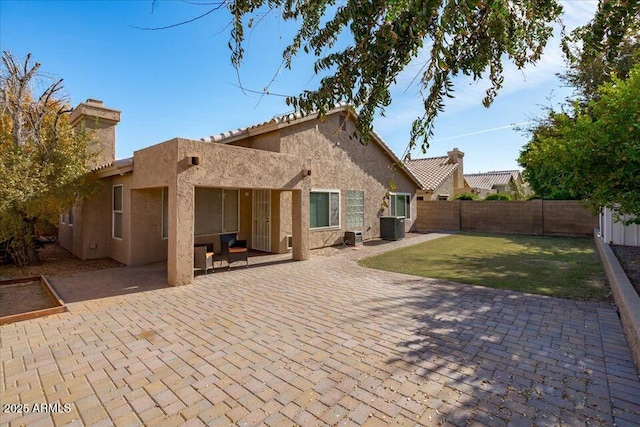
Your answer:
0;51;97;265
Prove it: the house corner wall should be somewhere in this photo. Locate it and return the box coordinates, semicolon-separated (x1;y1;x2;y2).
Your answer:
79;181;112;260
129;188;168;265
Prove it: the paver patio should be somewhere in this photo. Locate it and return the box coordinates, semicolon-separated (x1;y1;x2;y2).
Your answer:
1;233;639;426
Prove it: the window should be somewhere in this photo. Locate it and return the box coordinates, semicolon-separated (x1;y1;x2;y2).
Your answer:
60;214;65;225
437;195;449;201
346;190;364;229
417;196;425;201
68;208;74;226
310;190;340;229
113;185;123;239
194;188;239;236
389;192;411;219
161;187;169;239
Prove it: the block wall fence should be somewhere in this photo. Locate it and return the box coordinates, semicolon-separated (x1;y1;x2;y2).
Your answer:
416;200;598;236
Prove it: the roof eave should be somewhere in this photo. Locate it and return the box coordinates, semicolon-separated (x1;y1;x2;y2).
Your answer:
94;158;134;178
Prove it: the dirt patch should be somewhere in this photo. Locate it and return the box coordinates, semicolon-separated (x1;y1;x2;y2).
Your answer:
0;281;55;317
0;243;121;280
611;245;640;297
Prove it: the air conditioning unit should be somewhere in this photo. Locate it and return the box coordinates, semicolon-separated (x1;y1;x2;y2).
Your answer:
344;230;363;246
380;216;405;240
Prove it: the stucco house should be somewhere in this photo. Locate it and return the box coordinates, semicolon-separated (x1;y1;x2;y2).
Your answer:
405;148;468;200
464;170;526;199
59;99;422;285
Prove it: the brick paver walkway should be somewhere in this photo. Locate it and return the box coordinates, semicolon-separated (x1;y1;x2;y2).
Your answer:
1;233;639;426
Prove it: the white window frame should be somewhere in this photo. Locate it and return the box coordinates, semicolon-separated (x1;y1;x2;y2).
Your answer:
68;208;74;227
389;192;412;219
310;189;341;230
113;185;123;240
161;187;168;240
60;214;65;225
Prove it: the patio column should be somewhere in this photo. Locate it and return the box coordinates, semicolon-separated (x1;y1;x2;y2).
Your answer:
167;179;194;286
292;188;310;260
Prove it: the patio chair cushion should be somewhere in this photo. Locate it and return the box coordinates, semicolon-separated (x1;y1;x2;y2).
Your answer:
220;233;248;269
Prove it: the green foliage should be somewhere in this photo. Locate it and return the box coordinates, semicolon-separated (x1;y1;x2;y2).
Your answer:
484;193;511;201
520;64;640;223
454;193;479;201
561;0;640;102
227;0;562;153
520;2;640;223
0;52;97;265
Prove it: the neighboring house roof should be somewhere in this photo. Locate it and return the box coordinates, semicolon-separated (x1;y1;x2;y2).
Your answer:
464;171;514;189
205;103;424;189
405;156;458;191
486;169;523;183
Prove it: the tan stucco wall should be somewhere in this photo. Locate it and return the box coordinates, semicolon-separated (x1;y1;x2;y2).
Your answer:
59;182;111;260
58;213;74;255
130;141;177;189
277;114;418;248
79;181;111;259
129;188;168;265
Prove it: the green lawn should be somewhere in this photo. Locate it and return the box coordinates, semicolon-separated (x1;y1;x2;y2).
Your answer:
359;233;608;300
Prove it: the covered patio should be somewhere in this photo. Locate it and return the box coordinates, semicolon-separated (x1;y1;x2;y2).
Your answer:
129;137;312;286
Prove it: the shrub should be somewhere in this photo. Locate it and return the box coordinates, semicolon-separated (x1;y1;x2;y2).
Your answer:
485;193;511;201
454;193;479;201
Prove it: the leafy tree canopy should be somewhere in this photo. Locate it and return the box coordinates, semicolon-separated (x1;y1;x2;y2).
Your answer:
561;0;639;102
223;0;562;153
519;63;640;222
0;52;97;265
519;0;640;222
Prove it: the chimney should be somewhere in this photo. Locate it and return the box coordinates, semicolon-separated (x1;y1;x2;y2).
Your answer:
69;99;121;168
447;147;465;190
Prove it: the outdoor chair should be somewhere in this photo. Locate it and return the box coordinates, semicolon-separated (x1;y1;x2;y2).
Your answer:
194;244;214;275
219;233;248;269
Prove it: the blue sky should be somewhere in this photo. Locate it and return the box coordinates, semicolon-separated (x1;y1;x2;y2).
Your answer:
1;1;598;173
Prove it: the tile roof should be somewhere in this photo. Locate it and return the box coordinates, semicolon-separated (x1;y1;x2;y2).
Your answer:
207;102;352;143
91;157;134;177
487;170;523;181
464;172;513;189
405;156;458;190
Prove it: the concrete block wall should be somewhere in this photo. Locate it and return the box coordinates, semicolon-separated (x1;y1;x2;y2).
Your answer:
543;201;599;236
417;200;597;236
461;200;543;235
416;200;460;231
